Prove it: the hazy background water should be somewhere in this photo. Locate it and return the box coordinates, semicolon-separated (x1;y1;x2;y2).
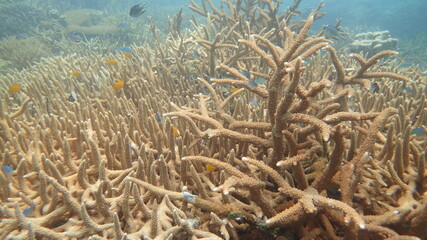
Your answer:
1;0;426;73
84;0;427;38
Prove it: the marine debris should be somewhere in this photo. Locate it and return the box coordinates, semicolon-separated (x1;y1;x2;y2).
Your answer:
0;0;426;240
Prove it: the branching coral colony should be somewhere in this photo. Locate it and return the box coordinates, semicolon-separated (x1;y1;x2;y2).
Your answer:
0;0;426;240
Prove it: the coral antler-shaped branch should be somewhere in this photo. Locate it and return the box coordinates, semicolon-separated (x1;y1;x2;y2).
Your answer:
165;100;272;147
325;47;410;86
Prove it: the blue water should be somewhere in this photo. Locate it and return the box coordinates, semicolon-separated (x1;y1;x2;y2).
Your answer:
1;0;426;72
304;0;427;38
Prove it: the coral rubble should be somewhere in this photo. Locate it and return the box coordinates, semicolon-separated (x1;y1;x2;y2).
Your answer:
0;1;426;240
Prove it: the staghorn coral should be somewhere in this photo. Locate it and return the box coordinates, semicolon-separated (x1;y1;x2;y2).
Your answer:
0;36;53;71
0;0;426;240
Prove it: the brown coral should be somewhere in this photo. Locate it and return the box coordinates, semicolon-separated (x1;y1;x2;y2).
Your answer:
0;1;426;240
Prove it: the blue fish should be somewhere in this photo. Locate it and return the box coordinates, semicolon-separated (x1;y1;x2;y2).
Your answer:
118;23;129;29
156;112;163;123
399;62;414;68
16;33;27;40
2;165;13;176
370;82;379;93
68;32;82;43
114;46;133;55
251;97;259;107
192;50;201;58
182;192;197;203
129;3;147;18
129;143;136;155
255;77;267;84
23;203;35;217
411;128;426;136
240;70;250;79
402;88;414;94
247;81;258;89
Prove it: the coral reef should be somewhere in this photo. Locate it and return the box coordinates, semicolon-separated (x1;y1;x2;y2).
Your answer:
0;37;53;71
0;1;426;240
64;9;119;36
348;31;399;57
0;2;46;39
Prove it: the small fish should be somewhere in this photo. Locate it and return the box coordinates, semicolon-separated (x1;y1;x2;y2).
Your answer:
129;3;147;17
69;71;81;77
421;71;427;76
205;164;217;172
105;59;118;65
129;143;136;154
255;77;267;84
118;23;129;29
2;165;13;176
173;127;180;137
156;111;163;123
411;128;426;136
9;84;22;93
230;88;244;96
182;192;197;203
123;53;133;58
68;32;82;42
402;87;414;94
192;50;201;58
247;81;258;89
16;32;27;40
240;70;250;79
321;25;348;40
370;82;379;93
114;46;133;55
23;203;35;217
399;62;413;68
67;91;77;102
251;97;259;107
113;80;124;91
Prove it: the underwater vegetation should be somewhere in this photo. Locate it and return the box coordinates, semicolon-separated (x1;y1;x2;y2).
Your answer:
0;0;426;240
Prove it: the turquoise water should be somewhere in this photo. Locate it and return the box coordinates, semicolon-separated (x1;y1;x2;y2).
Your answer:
1;0;426;72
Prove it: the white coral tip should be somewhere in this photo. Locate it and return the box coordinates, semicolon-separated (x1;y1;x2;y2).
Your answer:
359;224;366;230
241;157;249;162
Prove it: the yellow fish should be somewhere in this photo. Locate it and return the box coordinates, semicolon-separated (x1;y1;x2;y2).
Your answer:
205;164;217;172
113;80;124;91
69;71;81;77
230;88;243;96
9;84;22;93
123;53;133;58
105;59;118;65
173;127;180;137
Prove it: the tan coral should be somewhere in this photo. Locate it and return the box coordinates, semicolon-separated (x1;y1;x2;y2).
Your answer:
0;0;426;239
